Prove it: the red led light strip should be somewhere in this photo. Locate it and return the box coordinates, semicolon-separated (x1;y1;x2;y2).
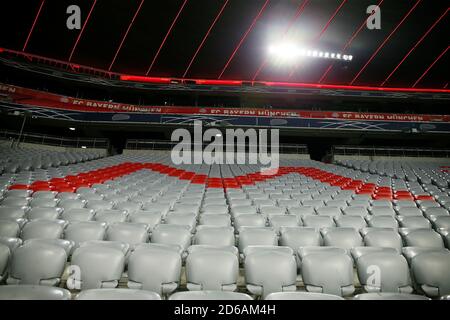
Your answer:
218;0;270;79
381;8;449;86
23;0;46;52
412;46;449;88
319;0;385;84
350;0;422;85
109;0;145;71
146;0;189;75
68;0;97;62
183;0;229;78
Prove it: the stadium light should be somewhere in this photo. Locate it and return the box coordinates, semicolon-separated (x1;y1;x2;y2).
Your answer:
69;127;76;131
268;43;353;63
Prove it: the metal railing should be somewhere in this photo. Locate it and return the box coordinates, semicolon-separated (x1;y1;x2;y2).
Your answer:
0;130;109;149
125;139;309;155
332;145;450;158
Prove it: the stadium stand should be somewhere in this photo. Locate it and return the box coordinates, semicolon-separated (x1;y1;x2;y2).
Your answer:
0;147;449;300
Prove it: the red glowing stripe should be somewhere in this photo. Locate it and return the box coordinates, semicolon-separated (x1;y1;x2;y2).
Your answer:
109;0;145;71
413;46;449;88
23;0;46;51
195;79;242;86
120;75;172;83
350;0;421;85
218;0;270;79
146;0;188;75
69;0;97;62
381;8;449;86
252;0;310;81
288;0;348;80
183;0;229;78
319;0;385;83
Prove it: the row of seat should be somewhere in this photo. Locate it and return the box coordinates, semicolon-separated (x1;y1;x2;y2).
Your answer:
1;241;449;298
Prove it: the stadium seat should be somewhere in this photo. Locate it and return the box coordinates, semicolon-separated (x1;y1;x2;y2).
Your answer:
362;228;403;252
411;251;450;297
61;208;95;222
355;252;412;293
75;289;161;300
0;285;72;300
169;291;253;300
128;245;182;296
244;247;297;298
20;219;65;240
321;227;363;250
70;245;125;290
186;246;239;291
0;220;20;238
194;226;235;246
353;293;430;300
400;228;445;248
106;222;149;247
7;241;67;285
301;250;354;296
265;292;344;300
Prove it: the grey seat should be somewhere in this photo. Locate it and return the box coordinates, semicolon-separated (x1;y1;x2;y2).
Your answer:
21;219;65;240
430;216;450;229
194;226;235;246
265;292;344;300
0;220;20;237
0;206;27;220
397;216;431;229
32;191;58;199
401;247;449;265
128;212;161;230
356;252;412;293
238;228;278;254
58;199;86;210
94;210;128;224
26;207;62;220
30;198;59;208
343;207;368;217
316;207;341;217
422;207;449;219
70;245;125;290
350;247;399;261
362;228;403;252
75;289;161;300
106;222;149;247
400;228;444;248
302;215;335;228
115;202;142;214
301;252;354;296
128;245;182;296
198;214;231;227
64;221;107;249
230;205;257;218
7;241;67;285
23;238;74;256
279;227;322;250
268;215;299;233
0;236;22;252
411;251;450;297
334;216;367;230
367;216;399;229
396;208;423;216
151;224;192;253
201;205;228;215
0;285;72;300
260;206;286;217
321;227;363;250
370;207;396;216
353;293;430;300
234;214;266;230
0;243;9;281
186;248;239;291
1;197;30;207
244;247;297;298
165;213;197;231
288;206;315;218
169;291;253;300
61;208;95;222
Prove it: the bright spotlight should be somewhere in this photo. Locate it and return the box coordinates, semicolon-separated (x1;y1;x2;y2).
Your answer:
69;127;76;131
268;43;353;63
